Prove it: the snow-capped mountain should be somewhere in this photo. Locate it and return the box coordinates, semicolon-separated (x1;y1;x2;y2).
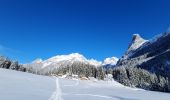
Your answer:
30;53;119;69
24;53;118;78
31;53;102;68
24;53;111;79
32;58;43;64
103;57;118;65
102;57;119;70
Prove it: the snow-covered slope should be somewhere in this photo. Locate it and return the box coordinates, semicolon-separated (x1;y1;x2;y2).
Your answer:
0;68;55;100
1;68;170;100
32;58;43;63
149;28;170;44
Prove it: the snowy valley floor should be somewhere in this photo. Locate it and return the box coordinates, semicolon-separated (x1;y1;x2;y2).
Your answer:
0;69;170;100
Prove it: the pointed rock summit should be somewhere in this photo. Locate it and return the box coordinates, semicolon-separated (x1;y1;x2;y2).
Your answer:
120;34;148;60
128;34;146;50
124;34;147;58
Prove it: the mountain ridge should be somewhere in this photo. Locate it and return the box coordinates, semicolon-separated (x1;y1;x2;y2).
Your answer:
113;28;170;92
30;53;118;68
24;53;118;79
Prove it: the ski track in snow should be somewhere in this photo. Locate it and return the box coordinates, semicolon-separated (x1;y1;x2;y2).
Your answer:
1;69;170;100
48;77;63;100
62;79;117;100
49;78;115;100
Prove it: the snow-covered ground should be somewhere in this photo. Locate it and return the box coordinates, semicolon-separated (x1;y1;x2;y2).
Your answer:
0;69;55;100
0;69;170;100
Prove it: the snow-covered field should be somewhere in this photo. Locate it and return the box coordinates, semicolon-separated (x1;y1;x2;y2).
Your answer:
0;68;170;100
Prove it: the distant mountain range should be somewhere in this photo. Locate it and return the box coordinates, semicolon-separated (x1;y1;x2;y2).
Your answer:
25;53;118;70
23;53;118;79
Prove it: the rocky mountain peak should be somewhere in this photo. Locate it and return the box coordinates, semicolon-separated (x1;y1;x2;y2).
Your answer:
124;34;147;58
129;34;146;50
132;34;142;41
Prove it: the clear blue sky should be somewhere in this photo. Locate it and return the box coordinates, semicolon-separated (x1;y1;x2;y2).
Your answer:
0;0;170;63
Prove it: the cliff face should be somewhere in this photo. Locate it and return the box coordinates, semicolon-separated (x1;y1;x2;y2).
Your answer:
123;34;147;59
113;31;170;92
